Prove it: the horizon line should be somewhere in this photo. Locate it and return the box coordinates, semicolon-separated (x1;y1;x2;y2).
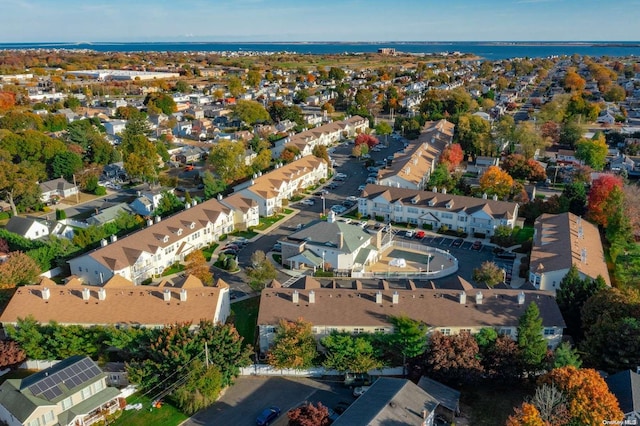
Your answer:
2;40;640;44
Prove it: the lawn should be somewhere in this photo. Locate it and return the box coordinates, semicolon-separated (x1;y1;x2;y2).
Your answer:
202;243;219;262
161;262;185;277
231;230;258;239
254;215;285;231
283;208;294;214
513;226;534;244
231;296;260;348
612;243;640;288
112;393;187;426
461;383;534;426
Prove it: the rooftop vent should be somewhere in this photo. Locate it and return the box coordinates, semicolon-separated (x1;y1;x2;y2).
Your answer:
110;234;117;243
42;287;50;301
180;289;187;302
98;288;106;301
163;289;171;302
376;291;383;304
475;291;483;305
309;290;315;304
459;291;466;304
292;290;299;304
392;291;399;304
82;288;91;301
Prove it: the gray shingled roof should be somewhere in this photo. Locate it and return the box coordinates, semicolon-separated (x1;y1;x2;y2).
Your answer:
287;219;372;253
605;370;640;414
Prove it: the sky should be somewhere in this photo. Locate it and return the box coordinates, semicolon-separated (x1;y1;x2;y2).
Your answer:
2;0;640;43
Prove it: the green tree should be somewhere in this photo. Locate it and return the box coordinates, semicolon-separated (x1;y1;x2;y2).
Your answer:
517;302;547;370
232;100;270;125
227;76;245;98
0;159;41;215
472;261;505;287
208;140;248;183
267;318;318;369
556;266;606;341
202;171;226;200
328;67;346;81
172;360;223;415
63;96;81;111
312;145;330;164
246;250;277;291
427;163;454;191
196;321;253;387
144;93;177;115
155;191;184;217
552;342;582;369
388;315;428;373
251;148;272;173
321;332;382;373
50;151;83;181
246;70;262;88
559;121;583;149
513;122;546;159
561;182;587;216
604;84;626;102
575;135;608;171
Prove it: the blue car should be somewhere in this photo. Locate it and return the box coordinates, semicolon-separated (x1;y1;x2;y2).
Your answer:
256;406;280;426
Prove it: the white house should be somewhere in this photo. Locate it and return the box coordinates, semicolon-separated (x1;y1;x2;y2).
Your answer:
4;216;50;240
129;186;174;216
103;119;127;136
359;184;519;237
39;178;78;204
69;198;234;285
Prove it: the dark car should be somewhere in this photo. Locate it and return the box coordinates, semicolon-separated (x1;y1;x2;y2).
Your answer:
256;406;280;426
452;238;464;247
223;244;240;251
220;249;238;256
496;251;517;260
471;240;483;250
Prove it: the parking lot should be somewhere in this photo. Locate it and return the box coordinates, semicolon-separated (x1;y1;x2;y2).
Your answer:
182;376;355;426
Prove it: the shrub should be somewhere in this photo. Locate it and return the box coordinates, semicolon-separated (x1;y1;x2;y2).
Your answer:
423;223;433;230
375;215;384;222
94;186;107;196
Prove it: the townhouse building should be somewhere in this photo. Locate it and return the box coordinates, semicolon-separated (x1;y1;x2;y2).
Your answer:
378;120;454;190
68;198;234;285
529;212;611;293
219;192;260;230
359;185;519;237
257;276;565;353
0;275;231;328
271;116;368;159
238;156;328;216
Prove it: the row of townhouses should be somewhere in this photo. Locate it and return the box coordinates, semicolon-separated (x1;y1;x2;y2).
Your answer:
377;120;455;190
358;184;519;237
270;115;368;159
257;276;565;353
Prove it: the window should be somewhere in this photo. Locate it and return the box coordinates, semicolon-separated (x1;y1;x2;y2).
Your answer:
441;328;451;335
544;328;555;336
81;386;92;400
352;328;364;334
500;328;512;336
441;213;453;219
61;396;73;410
458;216;467;222
43;411;54;424
28;419;40;426
374;328;386;333
93;380;105;393
407;207;419;214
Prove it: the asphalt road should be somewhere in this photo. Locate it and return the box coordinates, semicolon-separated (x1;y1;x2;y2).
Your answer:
182;376;354;426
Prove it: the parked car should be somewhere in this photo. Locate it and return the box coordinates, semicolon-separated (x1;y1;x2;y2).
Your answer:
344;373;372;388
346;196;358;202
496;251;517;260
335;172;347;179
471;240;483;250
233;237;249;245
300;199;315;206
220;249;238;256
452;238;464;247
415;230;426;239
405;230;415;238
184;165;194;171
353;386;371;397
357;184;366;191
314;189;329;196
342;200;355;208
331;205;347;214
366;177;377;184
222;244;240;252
272;242;282;252
256;406;280;426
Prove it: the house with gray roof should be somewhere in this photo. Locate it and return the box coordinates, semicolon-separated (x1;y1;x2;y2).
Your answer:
605;370;640;424
331;378;440;426
87;203;135;226
0;355;121;426
39;178;78;204
279;211;381;272
5;216;50;240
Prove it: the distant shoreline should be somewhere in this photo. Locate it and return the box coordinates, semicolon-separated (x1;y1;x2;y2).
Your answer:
2;41;640;46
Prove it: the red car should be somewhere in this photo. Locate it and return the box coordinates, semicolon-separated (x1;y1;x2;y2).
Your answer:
415;230;426;239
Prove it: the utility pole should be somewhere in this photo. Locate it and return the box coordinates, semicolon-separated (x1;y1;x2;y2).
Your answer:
204;342;209;368
73;174;79;204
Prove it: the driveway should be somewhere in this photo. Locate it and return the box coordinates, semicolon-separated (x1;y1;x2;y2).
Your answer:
182;376;353;426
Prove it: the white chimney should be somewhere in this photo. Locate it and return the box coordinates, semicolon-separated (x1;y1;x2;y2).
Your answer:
110;234;117;243
180;289;187;302
482;193;488;199
309;290;315;304
492;194;498;201
376;291;383;304
82;288;90;301
292;290;299;304
100;238;108;247
475;291;483;305
185;202;191;209
459;291;466;304
442;188;447;194
98;288;106;301
147;219;153;227
392;291;399;304
163;289;171;302
518;291;525;305
217;194;223;200
192;199;197;206
338;232;344;249
432;186;437;193
42;287;50;300
155;215;161;223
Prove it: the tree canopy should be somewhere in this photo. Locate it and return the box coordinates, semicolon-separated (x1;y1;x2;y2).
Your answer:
266;318;318;369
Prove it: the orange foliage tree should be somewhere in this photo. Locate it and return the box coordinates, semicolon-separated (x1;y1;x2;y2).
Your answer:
184;249;213;286
479;166;514;200
506;402;545;426
0;92;16;112
587;174;623;226
354;133;379;148
440;143;464;172
539;366;623;425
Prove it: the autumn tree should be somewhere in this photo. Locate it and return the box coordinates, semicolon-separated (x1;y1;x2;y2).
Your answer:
587;174;623;226
479;166;514;200
539;367;623;425
563;71;586;92
232;100;270;125
440;143;464;172
0;251;41;288
354;133;379;149
0;340;26;369
472;261;505;287
517;302;547;371
143;92;177;115
351;143;368;159
267;318;318;369
575;134;608;171
208;140;248;183
506;402;545;426
172;360;223;415
0;159;41;215
456;113;492;155
513;121;546;159
287;402;330;426
184;250;213;286
321;332;382;374
482;334;522;382
425;331;483;384
501;154;546;181
280;145;301;164
528;383;570;426
540;121;560;145
246;250;277;291
312;145;329;164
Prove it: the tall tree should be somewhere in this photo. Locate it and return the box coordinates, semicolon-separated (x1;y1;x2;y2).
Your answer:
479;166;514;200
425;331;483;384
155;191;184;217
561;182;587;216
208;140;248;183
0;251;41;288
587;174;623;226
184;250;213;286
575;134;608;171
50;151;83;181
0;340;26;369
388;315;428;371
552;342;582;369
202;170;226;200
232;100;270;125
439;143;464;172
246;251;277;291
517;302;547;371
267;318;318;369
0;159;41;215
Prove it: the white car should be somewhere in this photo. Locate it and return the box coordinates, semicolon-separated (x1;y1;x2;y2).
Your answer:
335;172;347;179
353;386;370;397
300;199;315;206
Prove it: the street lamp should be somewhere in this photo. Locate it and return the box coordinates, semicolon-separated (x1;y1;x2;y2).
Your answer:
426;254;431;274
322;251;326;272
322;195;326;216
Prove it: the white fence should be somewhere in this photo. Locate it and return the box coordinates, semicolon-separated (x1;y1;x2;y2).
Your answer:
40;267;63;279
19;360;61;370
239;364;403;377
61;218;90;229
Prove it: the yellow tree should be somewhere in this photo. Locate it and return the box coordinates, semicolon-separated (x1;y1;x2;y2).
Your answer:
506;403;545;426
184;250;213;286
479;166;514;200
